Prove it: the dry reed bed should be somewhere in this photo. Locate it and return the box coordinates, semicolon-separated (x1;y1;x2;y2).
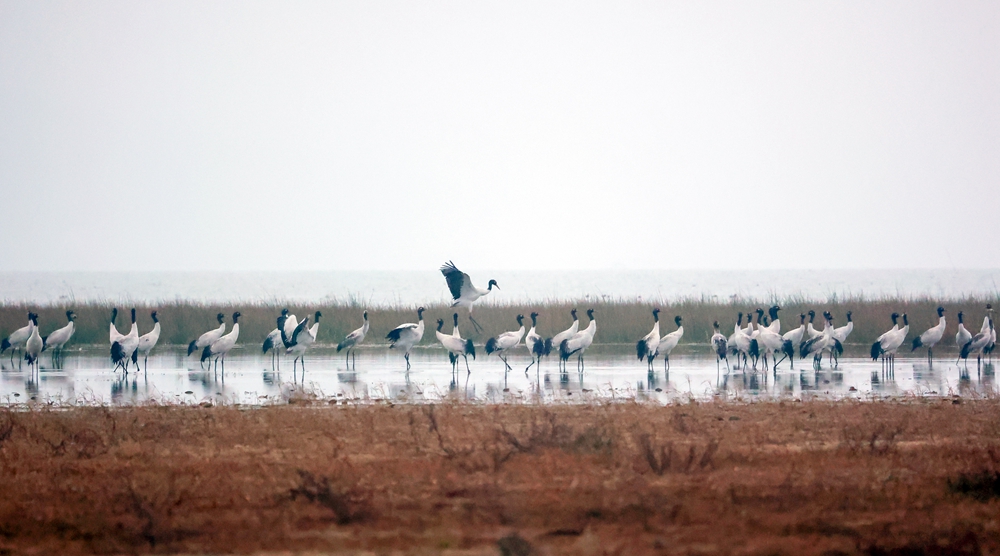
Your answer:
0;400;998;554
1;295;997;350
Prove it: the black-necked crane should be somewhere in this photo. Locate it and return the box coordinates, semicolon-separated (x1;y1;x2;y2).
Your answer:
656;316;684;372
24;313;42;374
136;311;160;372
765;305;782;333
956;311;972;357
801;311;838;369
727;313;744;365
189;313;226;364
871;313;907;373
485;314;525;371
435;318;475;373
559;309;596;372
981;305;995;362
524;312;549;373
111;308;140;373
911;306;945;360
960;318;994;370
201;312;241;374
636;308;661;371
262;309;291;368
42;310;76;361
549;309;579;359
711;321;729;374
440;261;497;333
805;310;822;339
777;313;806;369
337;310;369;369
282;311;320;373
729;314;752;370
386;307;425;371
830;311;853;366
755;308;788;372
446;313;462;368
2;312;34;365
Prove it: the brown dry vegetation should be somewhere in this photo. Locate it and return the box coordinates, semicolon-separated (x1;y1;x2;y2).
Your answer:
1;400;999;555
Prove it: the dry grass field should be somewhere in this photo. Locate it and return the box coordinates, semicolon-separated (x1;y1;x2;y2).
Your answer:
0;399;999;555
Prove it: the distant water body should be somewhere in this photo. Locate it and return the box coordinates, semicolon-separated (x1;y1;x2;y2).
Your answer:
1;269;997;306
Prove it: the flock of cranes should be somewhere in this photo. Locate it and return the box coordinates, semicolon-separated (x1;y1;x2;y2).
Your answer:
1;262;997;377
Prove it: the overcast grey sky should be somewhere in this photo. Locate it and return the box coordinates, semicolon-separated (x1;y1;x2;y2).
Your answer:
1;1;997;272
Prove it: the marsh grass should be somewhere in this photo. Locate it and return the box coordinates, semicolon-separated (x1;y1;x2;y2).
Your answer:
0;400;999;554
1;294;997;353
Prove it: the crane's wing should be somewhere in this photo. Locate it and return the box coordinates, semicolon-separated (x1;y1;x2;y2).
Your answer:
440;261;469;300
386;323;418;343
290;317;310;346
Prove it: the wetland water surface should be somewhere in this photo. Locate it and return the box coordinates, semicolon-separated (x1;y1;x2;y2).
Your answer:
1;346;995;405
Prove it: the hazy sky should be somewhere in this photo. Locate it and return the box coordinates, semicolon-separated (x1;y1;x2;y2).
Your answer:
1;1;997;272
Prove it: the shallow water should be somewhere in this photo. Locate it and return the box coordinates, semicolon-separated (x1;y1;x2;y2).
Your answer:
3;269;998;305
1;346;995;406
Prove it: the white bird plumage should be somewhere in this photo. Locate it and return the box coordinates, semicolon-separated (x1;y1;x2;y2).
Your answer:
386;307;425;370
524;312;549;373
559;309;597;371
911;306;946;359
136;311;161;371
440;261;497;333
42;310;77;360
24;314;42;373
2;312;35;364
485;314;526;371
337;310;369;368
202;312;242;373
435;317;475;373
636;308;661;370
871;312;907;372
111;308;140;373
282;311;321;373
189;313;226;361
656;315;684;371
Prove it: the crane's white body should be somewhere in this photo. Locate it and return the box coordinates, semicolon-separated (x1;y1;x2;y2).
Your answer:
435;319;475;373
560;312;596;371
112;310;140;372
913;308;946;357
137;313;160;369
191;316;226;357
3;313;35;363
440;261;497;332
25;317;42;371
486;315;525;371
387;308;425;370
550;310;579;348
956;313;972;349
204;322;240;370
337;311;369;368
656;318;684;371
637;310;660;369
43;312;76;355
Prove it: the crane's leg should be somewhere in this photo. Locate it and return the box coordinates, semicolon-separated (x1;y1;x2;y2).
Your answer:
405;352;410;371
464;354;472;374
469;313;484;334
